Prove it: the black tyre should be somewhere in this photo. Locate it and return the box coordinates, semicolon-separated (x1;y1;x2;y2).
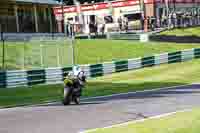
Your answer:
63;87;72;105
74;97;80;105
63;98;71;105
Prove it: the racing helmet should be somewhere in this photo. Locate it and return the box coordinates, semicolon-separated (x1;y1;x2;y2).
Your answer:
67;71;74;78
73;65;82;76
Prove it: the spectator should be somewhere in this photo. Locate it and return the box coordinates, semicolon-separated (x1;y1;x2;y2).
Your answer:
66;20;70;37
168;13;172;29
198;13;200;25
177;13;181;28
94;22;98;35
150;16;156;31
189;12;193;26
172;12;177;28
182;13;186;27
185;12;190;26
124;17;128;32
194;11;198;26
101;21;105;35
140;14;145;30
89;21;93;35
147;16;150;29
161;15;167;27
118;16;122;32
69;21;75;37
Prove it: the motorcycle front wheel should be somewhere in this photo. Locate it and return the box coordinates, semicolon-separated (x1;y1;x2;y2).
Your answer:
63;87;72;105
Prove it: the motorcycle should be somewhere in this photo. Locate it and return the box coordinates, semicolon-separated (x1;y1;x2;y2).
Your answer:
63;71;86;105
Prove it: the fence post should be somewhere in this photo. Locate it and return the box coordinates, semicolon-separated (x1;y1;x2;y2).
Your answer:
56;42;60;67
71;36;75;66
1;32;5;70
23;38;26;70
40;44;44;68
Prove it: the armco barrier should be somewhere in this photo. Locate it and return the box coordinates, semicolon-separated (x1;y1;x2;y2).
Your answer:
0;48;200;88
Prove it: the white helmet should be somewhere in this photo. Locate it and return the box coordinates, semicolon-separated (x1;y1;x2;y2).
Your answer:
73;66;82;76
68;71;74;78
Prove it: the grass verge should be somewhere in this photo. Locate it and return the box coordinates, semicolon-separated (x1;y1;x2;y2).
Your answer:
0;59;200;107
85;108;200;133
75;40;200;64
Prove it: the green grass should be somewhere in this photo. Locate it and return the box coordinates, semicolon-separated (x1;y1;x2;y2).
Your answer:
0;59;200;107
159;27;200;36
86;108;200;133
1;39;200;70
75;40;200;65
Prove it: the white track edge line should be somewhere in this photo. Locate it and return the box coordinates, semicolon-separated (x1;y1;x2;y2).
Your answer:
80;108;192;133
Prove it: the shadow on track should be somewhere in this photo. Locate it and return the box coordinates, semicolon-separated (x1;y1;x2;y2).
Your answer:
3;82;199;109
82;83;200;102
33;101;105;108
34;83;200;108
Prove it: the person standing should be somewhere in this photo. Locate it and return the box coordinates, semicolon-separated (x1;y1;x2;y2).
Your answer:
94;21;98;36
177;13;181;28
150;16;156;31
168;13;172;29
124;17;128;32
163;15;167;27
140;14;145;30
89;21;93;36
101;20;105;35
147;16;150;29
172;12;177;28
118;16;122;32
65;20;70;37
182;13;186;27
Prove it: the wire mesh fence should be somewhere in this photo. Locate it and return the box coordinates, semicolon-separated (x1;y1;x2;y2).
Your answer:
0;35;73;70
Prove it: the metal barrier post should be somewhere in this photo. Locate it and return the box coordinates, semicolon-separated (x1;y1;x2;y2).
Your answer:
40;44;44;68
71;36;75;66
1;32;5;70
56;42;60;67
23;39;26;70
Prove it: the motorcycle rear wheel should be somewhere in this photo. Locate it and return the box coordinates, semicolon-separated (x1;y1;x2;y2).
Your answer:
74;97;80;105
63;97;71;105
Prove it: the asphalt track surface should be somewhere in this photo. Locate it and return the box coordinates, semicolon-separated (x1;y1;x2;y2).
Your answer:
0;84;200;133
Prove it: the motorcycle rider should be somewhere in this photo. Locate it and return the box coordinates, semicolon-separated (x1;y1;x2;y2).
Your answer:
64;66;86;98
